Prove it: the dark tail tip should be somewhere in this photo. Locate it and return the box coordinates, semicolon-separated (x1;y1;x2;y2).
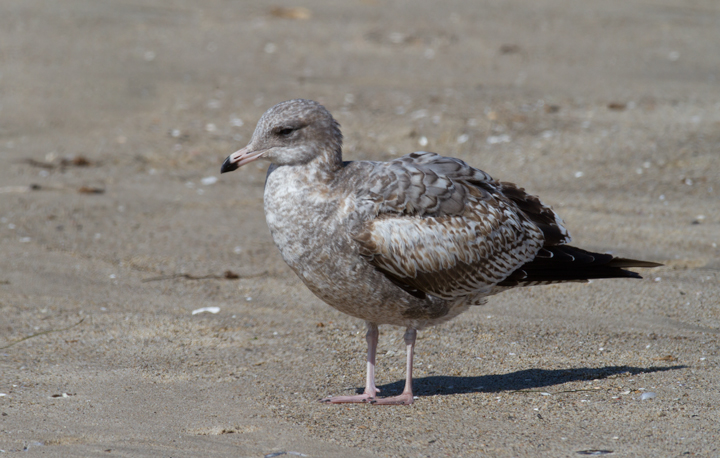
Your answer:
499;246;662;286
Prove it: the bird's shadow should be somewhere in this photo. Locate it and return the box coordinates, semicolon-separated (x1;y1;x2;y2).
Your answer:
364;365;686;397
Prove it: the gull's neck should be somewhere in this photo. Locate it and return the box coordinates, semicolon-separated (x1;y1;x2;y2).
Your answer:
288;146;343;184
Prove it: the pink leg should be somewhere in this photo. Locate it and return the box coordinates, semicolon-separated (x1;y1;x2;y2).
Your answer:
371;327;416;405
321;323;380;403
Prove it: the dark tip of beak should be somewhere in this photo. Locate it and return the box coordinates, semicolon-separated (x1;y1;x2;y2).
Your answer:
220;156;239;174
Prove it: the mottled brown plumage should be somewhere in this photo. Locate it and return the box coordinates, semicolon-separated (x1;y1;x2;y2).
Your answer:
221;99;661;405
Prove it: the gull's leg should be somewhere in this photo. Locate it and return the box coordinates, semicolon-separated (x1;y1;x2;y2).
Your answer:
321;322;380;403
371;327;416;405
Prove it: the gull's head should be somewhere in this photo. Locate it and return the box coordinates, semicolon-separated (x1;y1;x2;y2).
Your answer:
221;99;342;173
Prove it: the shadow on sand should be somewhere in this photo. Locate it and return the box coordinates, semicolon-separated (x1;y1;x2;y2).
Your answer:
368;365;686;397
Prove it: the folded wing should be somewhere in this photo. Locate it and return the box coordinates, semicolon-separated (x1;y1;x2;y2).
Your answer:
353;152;562;300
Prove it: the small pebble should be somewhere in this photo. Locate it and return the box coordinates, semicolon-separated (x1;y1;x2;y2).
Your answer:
487;134;511;144
201;176;218;186
192;307;220;315
640;392;656;401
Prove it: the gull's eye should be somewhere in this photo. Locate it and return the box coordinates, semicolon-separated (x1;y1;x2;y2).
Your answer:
276;127;295;137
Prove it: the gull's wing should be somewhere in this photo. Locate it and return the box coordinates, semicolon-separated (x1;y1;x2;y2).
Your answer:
351;152;567;300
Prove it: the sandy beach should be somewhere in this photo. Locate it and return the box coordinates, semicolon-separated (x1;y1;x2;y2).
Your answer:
1;1;719;456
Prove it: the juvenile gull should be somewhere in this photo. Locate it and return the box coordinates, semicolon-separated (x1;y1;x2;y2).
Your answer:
221;99;660;405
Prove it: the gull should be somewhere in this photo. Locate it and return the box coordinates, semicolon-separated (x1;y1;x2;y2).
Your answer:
221;99;660;405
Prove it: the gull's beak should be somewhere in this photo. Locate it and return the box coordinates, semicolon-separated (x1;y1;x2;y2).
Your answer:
220;144;265;173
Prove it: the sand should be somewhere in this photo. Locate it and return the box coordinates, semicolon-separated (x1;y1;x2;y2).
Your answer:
1;0;719;456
